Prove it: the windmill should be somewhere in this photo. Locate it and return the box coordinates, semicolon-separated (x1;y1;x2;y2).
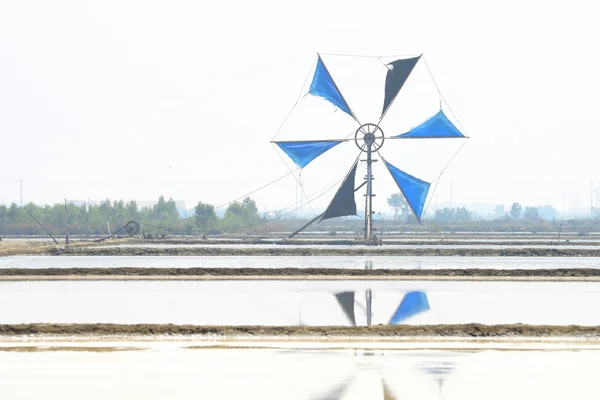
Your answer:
273;53;467;244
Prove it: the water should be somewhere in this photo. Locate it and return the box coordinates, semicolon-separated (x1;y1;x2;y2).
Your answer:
2;280;600;326
0;343;598;399
3;255;600;269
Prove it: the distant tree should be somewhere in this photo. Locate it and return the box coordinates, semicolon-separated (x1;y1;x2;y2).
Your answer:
387;193;409;221
241;197;258;218
126;200;139;221
194;201;217;230
434;207;455;221
537;205;557;220
7;203;19;222
144;196;180;227
510;202;522;219
222;197;260;230
493;204;505;218
454;207;473;221
523;206;540;221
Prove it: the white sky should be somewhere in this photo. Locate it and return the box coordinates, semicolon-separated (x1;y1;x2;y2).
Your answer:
0;0;598;215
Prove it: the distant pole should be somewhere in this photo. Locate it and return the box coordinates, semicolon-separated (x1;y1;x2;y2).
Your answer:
592;181;594;212
19;179;23;206
64;198;69;244
450;182;453;207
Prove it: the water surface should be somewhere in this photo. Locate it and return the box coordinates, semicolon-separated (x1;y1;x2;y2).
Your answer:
0;345;598;399
2;280;600;326
3;255;600;269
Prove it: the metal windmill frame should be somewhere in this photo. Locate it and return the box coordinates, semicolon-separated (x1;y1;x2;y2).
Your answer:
273;53;467;244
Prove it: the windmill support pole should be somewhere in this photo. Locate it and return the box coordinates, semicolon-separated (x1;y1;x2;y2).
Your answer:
28;212;62;249
286;212;324;240
364;144;374;244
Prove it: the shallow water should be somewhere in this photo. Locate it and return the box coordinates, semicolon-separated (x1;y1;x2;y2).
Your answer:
3;255;600;269
0;344;598;399
2;280;600;326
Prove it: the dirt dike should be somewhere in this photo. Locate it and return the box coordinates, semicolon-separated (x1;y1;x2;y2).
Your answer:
5;237;600;257
2;267;600;278
154;238;600;246
1;323;599;337
57;246;600;257
0;241;58;257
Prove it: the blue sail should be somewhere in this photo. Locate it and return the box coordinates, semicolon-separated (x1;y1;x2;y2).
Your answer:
384;159;430;221
389;291;430;324
309;56;353;117
275;140;341;169
396;109;464;138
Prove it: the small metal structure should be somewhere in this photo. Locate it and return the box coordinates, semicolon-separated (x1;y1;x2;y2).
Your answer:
274;53;467;244
124;221;141;237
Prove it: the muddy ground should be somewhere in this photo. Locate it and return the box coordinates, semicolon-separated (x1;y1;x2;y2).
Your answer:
5;237;600;256
1;323;599;337
2;267;600;278
0;241;59;257
59;246;600;257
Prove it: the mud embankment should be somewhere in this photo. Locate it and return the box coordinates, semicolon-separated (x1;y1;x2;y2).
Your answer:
0;241;58;257
156;238;600;246
1;323;600;337
59;246;600;257
5;237;600;257
2;267;600;280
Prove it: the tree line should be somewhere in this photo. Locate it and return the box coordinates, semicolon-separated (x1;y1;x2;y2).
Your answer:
387;193;559;222
0;196;261;236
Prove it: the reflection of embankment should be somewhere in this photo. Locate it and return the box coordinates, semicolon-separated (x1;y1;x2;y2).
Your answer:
3;267;600;281
1;323;600;337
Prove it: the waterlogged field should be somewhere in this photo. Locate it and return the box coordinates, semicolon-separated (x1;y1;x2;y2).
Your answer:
0;344;599;399
2;280;600;326
2;237;600;398
3;255;600;269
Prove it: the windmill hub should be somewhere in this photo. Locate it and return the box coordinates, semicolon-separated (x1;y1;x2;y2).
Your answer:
355;123;385;152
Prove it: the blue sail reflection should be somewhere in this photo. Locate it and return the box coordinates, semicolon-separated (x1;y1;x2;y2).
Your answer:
333;290;430;326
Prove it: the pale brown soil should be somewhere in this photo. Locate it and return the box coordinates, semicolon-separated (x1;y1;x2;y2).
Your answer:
0;241;58;256
59;246;600;257
4;237;600;256
1;323;599;337
2;267;600;278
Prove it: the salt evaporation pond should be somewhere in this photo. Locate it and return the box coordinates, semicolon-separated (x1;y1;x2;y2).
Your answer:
2;280;600;326
0;345;599;399
3;255;600;269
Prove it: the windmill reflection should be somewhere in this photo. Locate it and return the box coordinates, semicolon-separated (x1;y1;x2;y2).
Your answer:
334;290;430;327
308;351;462;399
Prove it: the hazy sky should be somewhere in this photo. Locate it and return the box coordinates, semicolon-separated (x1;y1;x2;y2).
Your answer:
1;0;598;216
